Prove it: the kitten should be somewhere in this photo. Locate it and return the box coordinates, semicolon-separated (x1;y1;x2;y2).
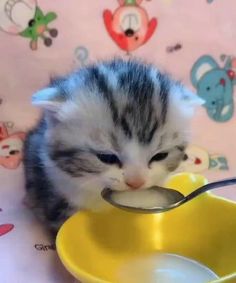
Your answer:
23;58;203;236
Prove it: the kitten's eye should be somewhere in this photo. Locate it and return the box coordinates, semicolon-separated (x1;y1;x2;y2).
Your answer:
149;152;169;163
96;153;121;167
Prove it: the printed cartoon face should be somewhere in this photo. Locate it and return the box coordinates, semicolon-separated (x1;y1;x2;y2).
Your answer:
0;0;37;34
178;145;209;173
103;0;157;52
0;136;24;169
0;123;25;169
112;5;149;47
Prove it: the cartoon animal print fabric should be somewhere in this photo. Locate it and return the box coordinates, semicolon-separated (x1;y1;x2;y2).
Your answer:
191;55;236;122
0;123;25;169
0;0;235;282
103;0;157;53
0;0;58;50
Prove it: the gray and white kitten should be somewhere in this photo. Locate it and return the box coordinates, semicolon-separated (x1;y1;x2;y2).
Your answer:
23;58;202;236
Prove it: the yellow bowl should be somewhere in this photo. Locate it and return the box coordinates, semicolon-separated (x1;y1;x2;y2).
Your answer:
56;173;236;283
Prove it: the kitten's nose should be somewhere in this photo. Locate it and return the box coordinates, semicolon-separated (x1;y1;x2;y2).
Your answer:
125;178;145;190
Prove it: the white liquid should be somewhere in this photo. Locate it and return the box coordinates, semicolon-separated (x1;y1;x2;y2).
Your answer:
118;253;219;283
111;190;170;209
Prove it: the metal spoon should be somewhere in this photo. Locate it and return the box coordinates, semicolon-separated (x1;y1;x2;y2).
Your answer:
101;178;236;213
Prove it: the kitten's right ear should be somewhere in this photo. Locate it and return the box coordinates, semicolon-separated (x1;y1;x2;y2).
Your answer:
32;87;63;112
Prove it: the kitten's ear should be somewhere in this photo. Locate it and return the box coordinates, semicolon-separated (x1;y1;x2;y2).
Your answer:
171;84;204;118
179;86;205;106
32;87;64;112
172;84;205;107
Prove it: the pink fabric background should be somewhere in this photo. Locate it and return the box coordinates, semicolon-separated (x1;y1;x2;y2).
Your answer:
0;0;236;282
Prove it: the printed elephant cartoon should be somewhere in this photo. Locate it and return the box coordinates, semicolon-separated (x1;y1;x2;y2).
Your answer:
103;0;157;53
191;55;236;122
0;0;58;50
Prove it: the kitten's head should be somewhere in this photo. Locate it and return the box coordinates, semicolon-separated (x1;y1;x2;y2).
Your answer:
33;59;203;193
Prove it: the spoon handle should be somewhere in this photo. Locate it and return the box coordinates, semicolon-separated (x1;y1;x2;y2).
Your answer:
183;178;236;204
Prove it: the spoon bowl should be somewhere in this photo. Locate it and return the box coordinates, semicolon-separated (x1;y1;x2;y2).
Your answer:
102;187;184;213
102;177;236;213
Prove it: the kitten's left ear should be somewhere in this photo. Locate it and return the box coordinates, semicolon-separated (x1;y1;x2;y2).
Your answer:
32;87;64;112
